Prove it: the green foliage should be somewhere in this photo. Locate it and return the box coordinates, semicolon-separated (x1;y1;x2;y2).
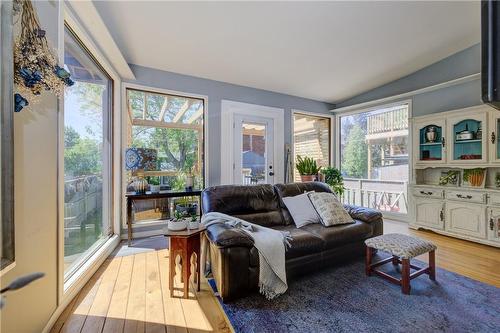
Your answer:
321;166;345;196
342;124;367;178
296;155;321;175
64;126;101;177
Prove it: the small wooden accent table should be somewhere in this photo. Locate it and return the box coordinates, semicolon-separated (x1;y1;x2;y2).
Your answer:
164;225;206;298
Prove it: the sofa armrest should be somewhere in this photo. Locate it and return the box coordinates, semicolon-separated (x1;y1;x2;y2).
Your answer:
205;223;254;248
343;204;383;224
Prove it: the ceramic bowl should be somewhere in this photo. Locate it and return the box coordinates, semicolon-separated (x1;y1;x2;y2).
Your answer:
168;219;187;231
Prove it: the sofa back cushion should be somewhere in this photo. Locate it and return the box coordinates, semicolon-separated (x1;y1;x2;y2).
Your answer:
274;182;332;225
202;184;285;227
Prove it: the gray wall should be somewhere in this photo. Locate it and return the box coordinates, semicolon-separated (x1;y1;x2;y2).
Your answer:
126;64;334;185
336;44;483;117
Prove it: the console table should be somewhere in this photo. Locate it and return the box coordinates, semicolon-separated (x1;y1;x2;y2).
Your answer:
125;190;203;245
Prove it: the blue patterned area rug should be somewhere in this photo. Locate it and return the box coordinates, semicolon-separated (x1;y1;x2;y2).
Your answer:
209;256;500;333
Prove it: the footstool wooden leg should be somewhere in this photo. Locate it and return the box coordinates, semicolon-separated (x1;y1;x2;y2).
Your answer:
401;258;411;295
429;250;436;281
365;246;373;276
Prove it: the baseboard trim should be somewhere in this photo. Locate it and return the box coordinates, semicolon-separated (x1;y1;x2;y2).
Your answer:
42;235;120;333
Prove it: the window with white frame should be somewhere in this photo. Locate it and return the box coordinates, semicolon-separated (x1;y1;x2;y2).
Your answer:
63;25;113;279
293;113;331;181
126;88;205;188
338;103;409;215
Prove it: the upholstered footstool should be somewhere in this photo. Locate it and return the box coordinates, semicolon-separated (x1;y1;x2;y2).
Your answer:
365;233;437;294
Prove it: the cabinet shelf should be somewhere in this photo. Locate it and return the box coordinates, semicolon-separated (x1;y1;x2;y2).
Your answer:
420;142;442;146
454;139;481;144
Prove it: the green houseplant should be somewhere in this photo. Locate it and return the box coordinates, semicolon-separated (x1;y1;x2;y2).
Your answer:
320;166;345;196
296;155;321;182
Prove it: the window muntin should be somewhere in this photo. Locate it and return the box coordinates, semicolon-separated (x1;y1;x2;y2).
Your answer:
63;26;113;279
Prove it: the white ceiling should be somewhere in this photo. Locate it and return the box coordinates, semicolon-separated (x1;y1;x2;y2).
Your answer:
93;1;480;103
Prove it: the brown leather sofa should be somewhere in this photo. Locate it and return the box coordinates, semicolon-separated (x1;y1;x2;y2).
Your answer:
201;182;383;302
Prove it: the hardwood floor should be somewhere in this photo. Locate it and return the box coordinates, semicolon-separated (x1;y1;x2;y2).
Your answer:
51;221;500;333
51;247;232;333
385;219;500;287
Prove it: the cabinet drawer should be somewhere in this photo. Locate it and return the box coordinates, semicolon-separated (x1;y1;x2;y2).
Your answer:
412;188;443;199
487;193;500;206
445;190;485;204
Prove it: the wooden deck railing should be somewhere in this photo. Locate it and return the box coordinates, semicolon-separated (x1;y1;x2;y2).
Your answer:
367;108;408;134
340;178;408;214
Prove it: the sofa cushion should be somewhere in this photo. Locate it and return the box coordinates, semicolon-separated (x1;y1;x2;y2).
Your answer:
273;225;325;259
308;192;354;226
274;182;333;225
302;220;373;248
202;184;284;227
282;192;321;228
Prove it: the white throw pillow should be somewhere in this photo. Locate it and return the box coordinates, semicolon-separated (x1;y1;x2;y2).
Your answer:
308;192;354;226
282;193;321;228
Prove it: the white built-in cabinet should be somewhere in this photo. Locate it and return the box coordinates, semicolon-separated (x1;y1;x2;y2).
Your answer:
410;105;500;248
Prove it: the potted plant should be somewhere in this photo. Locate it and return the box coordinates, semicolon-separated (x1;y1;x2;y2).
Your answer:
296;155;321;182
175;196;198;216
320;166;345;196
168;210;187;231
188;213;199;229
147;176;161;193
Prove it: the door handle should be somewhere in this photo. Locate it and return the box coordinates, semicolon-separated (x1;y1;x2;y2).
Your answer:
492;132;496;144
268;171;275;176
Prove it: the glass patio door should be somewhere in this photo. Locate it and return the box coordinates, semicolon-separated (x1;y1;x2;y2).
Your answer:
233;115;274;185
63;26;112;279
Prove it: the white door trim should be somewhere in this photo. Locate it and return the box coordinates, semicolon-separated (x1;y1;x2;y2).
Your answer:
221;100;284;185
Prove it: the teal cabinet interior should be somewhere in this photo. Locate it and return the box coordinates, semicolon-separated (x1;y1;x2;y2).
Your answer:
419;124;443;161
452;119;482;161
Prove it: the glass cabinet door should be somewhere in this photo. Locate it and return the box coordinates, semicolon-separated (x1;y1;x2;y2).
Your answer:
448;113;487;163
415;120;445;164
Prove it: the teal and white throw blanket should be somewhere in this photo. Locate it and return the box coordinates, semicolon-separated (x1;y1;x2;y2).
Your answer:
201;212;292;300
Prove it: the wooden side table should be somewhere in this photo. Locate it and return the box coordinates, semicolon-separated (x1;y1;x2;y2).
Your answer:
164;226;206;298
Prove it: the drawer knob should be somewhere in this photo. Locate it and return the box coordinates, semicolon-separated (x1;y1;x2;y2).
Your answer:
490;218;495;231
456;194;472;199
420;191;433;195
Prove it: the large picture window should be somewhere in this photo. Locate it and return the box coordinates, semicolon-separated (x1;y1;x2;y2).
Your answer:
339;103;409;215
63;26;113;279
126;88;205;188
293;113;331;181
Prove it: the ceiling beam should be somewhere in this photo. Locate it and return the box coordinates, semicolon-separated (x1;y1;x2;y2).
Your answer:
172;100;192;123
158;97;169;121
186;104;204;124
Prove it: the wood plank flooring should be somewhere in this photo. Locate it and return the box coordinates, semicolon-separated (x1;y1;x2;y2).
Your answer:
52;246;231;333
385;220;500;287
52;220;500;333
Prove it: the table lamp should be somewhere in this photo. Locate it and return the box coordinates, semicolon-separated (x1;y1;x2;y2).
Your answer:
125;148;158;194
